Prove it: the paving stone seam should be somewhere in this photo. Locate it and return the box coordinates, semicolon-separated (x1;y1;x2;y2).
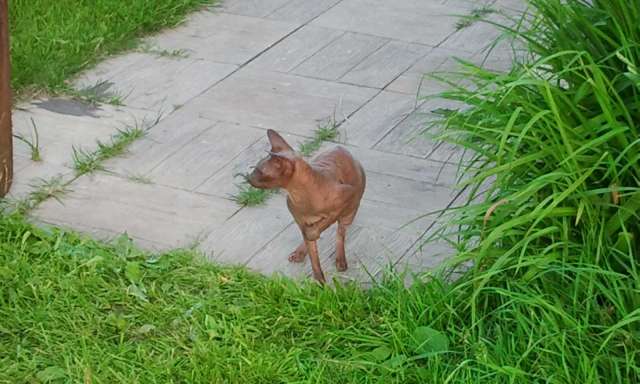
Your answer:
266;0;346;23
393;185;470;268
138;120;220;176
243;221;296;266
334;38;395;82
191;134;264;191
370;99;425;149
286;30;348;74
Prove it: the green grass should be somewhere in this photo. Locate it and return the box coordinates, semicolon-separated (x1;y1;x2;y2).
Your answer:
138;43;191;59
126;173;153;185
230;183;275;207
298;119;339;157
0;176;69;214
70;81;126;106
8;0;218;96
0;214;457;383
12;118;41;162
72;125;147;176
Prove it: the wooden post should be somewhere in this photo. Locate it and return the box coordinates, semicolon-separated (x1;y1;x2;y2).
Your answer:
0;0;12;196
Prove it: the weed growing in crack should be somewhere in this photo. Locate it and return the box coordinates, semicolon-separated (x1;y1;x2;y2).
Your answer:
298;117;339;157
1;175;70;214
230;183;276;207
72;125;147;176
72;147;103;176
455;6;495;30
71;80;126;106
138;44;190;59
127;173;153;184
13;118;41;162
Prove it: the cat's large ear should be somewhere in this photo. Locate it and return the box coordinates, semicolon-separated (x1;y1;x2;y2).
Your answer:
267;129;293;153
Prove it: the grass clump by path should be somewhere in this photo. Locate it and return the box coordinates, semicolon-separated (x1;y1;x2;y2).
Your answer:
298;118;339;157
72;125;147;176
9;0;218;96
231;183;276;207
455;6;495;30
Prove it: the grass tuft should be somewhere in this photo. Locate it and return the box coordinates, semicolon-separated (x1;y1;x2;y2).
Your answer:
127;173;153;184
231;183;275;207
73;125;147;176
12;118;41;162
298;118;339;157
1;175;70;214
138;43;190;59
69;80;126;106
455;6;495;30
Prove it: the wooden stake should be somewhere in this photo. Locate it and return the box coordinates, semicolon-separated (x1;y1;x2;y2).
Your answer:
0;0;13;196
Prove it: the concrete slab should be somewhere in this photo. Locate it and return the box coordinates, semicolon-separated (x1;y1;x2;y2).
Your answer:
200;194;293;265
386;47;475;95
439;20;503;54
33;173;238;249
355;199;433;238
72;53;149;90
373;107;438;158
311;0;473;46
338;91;416;148
6;161;72;202
145;12;298;64
219;0;291;18
341;40;430;88
267;0;342;24
318;225;417;283
186;68;378;136
195;130;305;198
81;55;237;111
363;170;457;213
12;101;155;169
248;25;344;73
247;221;336;279
324;142;460;186
16;0;525;284
373;97;466;159
148;122;263;190
103;109;217;177
292;32;388;81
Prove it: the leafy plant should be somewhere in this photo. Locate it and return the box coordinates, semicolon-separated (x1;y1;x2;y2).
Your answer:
422;0;640;382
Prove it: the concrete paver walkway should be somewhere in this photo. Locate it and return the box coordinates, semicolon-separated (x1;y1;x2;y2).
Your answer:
10;0;523;283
